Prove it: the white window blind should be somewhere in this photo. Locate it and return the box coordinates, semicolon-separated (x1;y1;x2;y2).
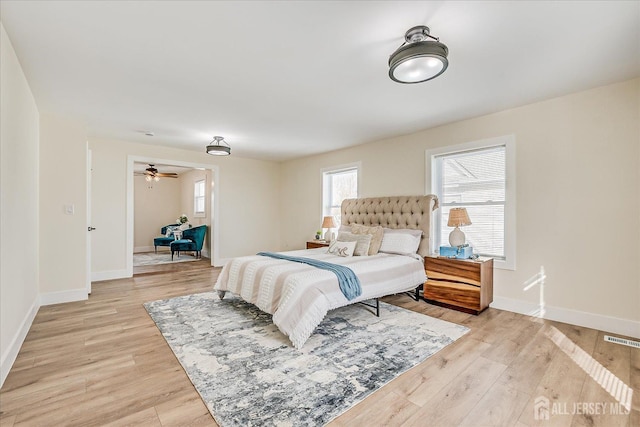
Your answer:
322;166;358;225
435;145;506;259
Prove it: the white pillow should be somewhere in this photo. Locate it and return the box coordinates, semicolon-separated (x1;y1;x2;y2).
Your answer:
383;227;423;238
379;229;422;256
338;225;352;234
327;240;356;257
336;231;372;256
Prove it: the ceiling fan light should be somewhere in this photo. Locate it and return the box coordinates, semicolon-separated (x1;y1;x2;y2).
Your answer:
145;175;152;182
389;26;449;84
206;136;231;156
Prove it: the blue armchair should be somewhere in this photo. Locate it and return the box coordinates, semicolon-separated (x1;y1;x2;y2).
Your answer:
153;223;180;253
171;225;207;260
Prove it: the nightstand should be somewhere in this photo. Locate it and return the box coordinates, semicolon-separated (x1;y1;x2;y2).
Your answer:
306;240;330;249
423;256;493;314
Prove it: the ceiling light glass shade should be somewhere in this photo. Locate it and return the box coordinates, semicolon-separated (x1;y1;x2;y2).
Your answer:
389;26;449;84
145;175;152;182
206;136;231;156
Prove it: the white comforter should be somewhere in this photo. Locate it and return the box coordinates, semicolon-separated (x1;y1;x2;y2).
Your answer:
213;248;427;348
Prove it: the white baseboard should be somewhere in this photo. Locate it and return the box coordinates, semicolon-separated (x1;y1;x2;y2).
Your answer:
1;296;39;387
491;296;640;339
39;288;88;306
91;269;130;282
134;245;156;253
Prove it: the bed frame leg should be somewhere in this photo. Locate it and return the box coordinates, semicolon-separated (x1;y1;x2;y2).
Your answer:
414;283;423;301
358;298;380;317
217;290;226;300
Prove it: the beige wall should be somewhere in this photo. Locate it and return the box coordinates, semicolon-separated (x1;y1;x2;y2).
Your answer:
0;23;41;381
281;79;640;327
38;114;87;295
89;137;281;274
134;175;182;252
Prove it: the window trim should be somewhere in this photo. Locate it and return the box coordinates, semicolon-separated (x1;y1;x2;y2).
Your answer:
321;162;361;222
426;135;516;270
193;178;206;218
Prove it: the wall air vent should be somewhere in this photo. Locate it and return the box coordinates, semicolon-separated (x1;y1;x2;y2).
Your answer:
604;335;640;349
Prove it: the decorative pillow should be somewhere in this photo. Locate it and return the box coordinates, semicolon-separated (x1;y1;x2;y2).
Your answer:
165;226;176;237
338;225;352;234
383;227;423;238
336;231;372;256
350;224;384;255
326;240;357;257
379;229;422;256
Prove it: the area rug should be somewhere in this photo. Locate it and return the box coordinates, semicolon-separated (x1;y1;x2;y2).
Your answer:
133;252;198;266
144;292;469;427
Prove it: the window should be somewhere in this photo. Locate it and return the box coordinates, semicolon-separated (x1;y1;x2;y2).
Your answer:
194;179;206;217
427;136;515;270
322;163;359;225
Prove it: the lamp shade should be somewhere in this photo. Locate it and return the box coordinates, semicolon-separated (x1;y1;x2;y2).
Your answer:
321;216;337;229
389;26;449;84
447;208;472;227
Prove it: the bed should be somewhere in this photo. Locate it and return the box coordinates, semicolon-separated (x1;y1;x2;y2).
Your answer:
214;195;439;348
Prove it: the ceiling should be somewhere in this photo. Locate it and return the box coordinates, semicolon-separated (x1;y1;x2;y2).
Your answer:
2;1;638;161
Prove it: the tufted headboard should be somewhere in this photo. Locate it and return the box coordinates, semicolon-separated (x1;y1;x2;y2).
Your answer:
340;195;439;257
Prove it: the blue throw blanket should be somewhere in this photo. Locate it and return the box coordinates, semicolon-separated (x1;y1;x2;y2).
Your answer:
257;252;362;300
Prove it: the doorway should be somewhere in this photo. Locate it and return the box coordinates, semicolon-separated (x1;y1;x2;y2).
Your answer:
125;156;220;278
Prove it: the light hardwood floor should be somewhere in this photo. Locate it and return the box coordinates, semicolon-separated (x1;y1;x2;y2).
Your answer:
1;261;637;426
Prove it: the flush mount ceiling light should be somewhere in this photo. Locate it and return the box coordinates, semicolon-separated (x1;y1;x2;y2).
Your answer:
388;25;449;84
206;136;231;156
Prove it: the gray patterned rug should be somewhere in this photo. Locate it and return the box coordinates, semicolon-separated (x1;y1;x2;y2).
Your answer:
133;251;198;266
144;292;469;427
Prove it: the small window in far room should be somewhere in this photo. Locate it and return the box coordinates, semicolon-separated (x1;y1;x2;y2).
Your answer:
322;163;359;226
194;179;206;217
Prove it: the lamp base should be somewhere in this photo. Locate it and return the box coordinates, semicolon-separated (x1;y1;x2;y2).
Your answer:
324;229;334;243
449;227;466;247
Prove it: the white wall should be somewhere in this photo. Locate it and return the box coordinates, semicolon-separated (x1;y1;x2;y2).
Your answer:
89;137;281;276
0;23;40;385
134;175;182;252
38;114;87;299
281;79;640;336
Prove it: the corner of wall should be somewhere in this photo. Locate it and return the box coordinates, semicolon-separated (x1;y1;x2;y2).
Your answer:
0;296;39;387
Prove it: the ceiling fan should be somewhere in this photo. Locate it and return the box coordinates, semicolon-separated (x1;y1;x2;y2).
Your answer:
135;164;178;181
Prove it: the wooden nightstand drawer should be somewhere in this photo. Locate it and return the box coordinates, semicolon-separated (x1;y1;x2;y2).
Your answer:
425;257;482;285
424;280;480;312
306;240;329;249
423;256;493;314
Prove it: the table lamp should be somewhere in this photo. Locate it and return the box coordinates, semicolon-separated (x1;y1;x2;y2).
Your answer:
447;207;472;246
322;216;337;243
